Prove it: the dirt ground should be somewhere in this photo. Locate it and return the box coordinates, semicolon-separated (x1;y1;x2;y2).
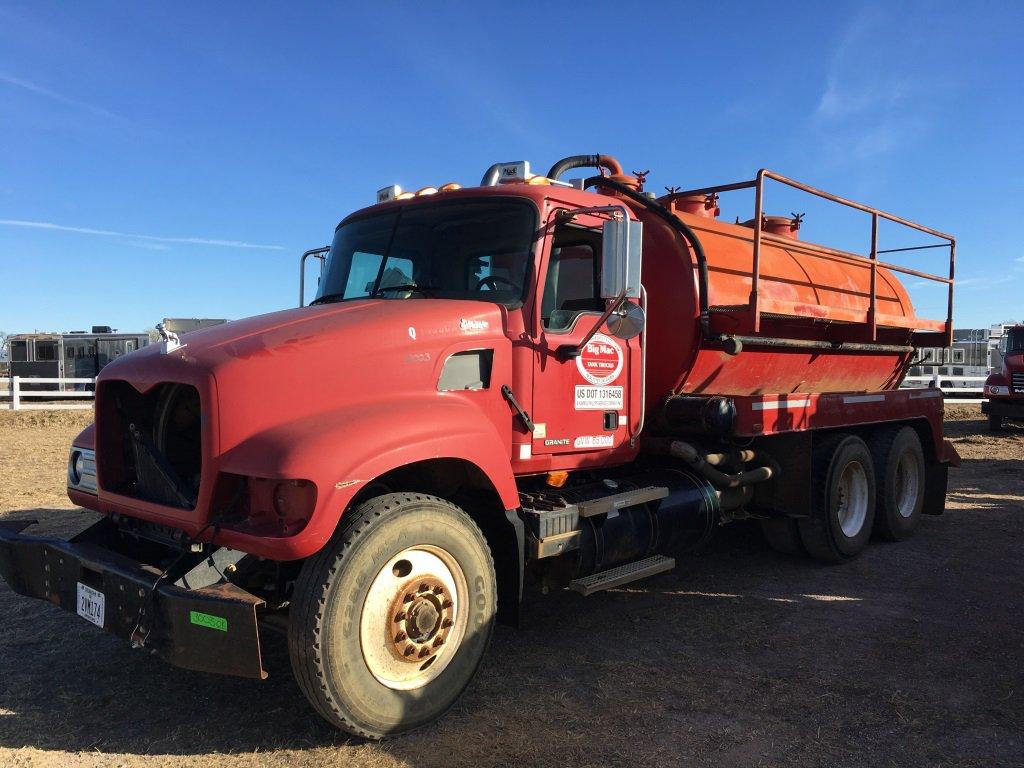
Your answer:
0;406;1021;768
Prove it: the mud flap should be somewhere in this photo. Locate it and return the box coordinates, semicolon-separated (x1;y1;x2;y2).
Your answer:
923;461;949;516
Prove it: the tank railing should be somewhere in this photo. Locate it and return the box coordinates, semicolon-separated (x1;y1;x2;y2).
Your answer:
662;170;956;346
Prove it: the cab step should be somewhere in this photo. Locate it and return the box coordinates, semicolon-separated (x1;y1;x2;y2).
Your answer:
575;486;668;518
568;555;676;596
520;485;668;539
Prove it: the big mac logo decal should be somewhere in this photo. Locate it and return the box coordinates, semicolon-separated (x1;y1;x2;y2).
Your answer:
574;333;625;411
576;333;623;385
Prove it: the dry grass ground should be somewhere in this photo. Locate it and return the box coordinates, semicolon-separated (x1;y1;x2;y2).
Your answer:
0;406;1022;768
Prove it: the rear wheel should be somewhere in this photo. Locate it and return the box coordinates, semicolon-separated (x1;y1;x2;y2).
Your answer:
798;434;876;563
988;413;1004;432
870;426;925;541
289;493;496;739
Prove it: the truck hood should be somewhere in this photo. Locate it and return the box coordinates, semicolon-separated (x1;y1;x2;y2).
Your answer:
173;299;494;361
99;299;509;452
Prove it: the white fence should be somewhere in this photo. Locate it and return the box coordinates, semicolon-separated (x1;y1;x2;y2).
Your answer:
901;374;987;396
0;374;990;412
0;377;96;411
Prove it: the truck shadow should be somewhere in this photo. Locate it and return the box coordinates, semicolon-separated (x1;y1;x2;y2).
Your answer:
0;474;1021;765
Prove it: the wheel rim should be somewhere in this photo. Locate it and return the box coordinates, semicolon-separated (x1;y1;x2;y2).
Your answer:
359;545;469;691
837;460;869;537
895;450;921;519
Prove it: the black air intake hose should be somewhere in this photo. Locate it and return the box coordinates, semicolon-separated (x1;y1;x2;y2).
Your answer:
547;154;622;181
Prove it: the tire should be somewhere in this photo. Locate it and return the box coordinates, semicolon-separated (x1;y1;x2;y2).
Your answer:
870;426;925;541
798;434;876;563
288;493;497;739
760;517;805;556
988;414;1003;432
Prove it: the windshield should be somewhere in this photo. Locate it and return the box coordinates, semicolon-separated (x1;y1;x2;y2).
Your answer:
1007;328;1024;353
313;199;536;306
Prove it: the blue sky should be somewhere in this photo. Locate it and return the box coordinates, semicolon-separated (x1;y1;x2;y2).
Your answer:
1;1;1021;338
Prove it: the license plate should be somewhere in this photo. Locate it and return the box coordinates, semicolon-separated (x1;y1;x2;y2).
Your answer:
76;582;105;628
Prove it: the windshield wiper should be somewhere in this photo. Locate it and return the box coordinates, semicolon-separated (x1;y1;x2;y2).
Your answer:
373;283;440;297
309;293;348;306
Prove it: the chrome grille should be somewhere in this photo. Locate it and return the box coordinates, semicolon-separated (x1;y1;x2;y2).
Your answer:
98;381;202;509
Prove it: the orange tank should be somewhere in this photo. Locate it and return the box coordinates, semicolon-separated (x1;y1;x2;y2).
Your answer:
637;190;951;400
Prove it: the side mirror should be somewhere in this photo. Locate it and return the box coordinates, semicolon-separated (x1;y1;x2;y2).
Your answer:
607;300;646;340
601;217;642;299
299;246;330;307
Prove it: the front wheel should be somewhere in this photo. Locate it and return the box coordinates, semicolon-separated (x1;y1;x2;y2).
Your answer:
288;493;496;739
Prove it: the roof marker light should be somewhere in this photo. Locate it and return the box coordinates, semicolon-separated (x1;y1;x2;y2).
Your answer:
497;161;530;183
377;185;402;203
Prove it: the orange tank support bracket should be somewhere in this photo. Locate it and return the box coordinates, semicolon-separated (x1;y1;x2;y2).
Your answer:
661;170;956;348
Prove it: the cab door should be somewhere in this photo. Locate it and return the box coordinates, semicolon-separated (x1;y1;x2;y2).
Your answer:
530;215;643;458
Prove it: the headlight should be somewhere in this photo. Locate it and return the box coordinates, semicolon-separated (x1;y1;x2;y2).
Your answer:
67;448;96;492
69;450;83;484
987;385;1009;395
215;474;317;537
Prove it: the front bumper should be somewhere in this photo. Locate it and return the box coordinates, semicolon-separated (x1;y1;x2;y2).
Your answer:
982;399;1024;419
0;518;266;679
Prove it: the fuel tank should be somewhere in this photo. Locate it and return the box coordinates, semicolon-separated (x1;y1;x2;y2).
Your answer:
639;204;938;399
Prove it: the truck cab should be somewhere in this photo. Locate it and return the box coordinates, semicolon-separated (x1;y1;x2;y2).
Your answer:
983;324;1024;430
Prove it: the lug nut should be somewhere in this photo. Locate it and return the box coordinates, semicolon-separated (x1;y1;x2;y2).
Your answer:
394;611;406;622
433;637;444;647
404;645;416;656
403;593;415;603
433;586;444;595
418;647;431;658
395;631;407;642
441;599;453;609
441;618;453;628
418;582;429;593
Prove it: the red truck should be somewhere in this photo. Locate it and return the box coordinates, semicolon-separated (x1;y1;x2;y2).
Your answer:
0;156;960;738
983;324;1024;430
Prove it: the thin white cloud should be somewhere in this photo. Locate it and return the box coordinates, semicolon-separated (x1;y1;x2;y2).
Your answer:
127;241;172;252
913;275;1014;289
816;73;914;121
0;72;117;119
0;219;284;251
810;9;939;165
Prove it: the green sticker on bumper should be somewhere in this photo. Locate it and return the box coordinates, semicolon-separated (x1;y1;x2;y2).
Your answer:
190;610;228;632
